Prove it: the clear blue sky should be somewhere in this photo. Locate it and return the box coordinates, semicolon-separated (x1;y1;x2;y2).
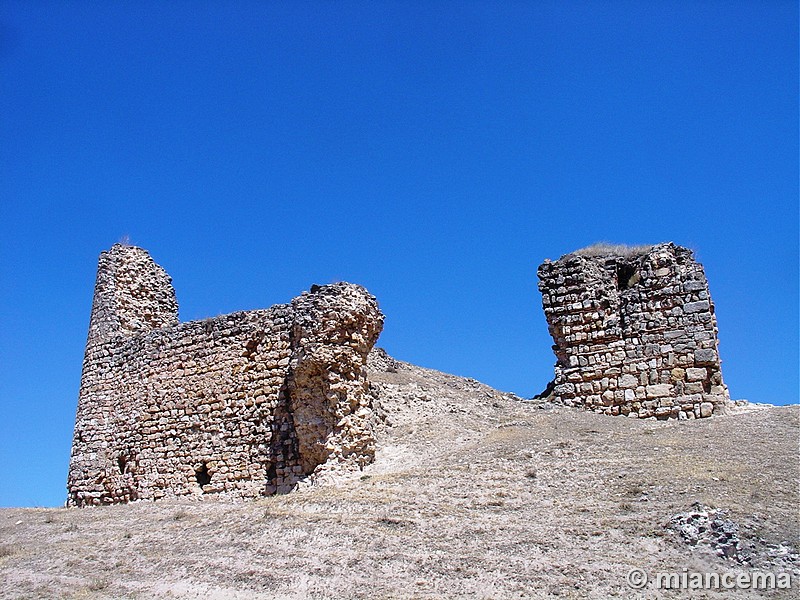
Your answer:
1;1;797;507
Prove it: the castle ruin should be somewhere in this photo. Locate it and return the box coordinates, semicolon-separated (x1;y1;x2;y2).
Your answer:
67;245;383;506
537;243;730;419
68;240;734;506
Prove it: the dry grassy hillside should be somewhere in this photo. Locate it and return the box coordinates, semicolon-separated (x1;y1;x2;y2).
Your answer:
1;351;797;599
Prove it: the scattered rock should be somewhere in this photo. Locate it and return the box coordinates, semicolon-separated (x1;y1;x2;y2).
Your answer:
668;502;742;561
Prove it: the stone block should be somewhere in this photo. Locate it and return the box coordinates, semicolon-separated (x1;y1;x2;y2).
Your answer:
683;280;705;292
684;300;710;313
686;367;708;382
699;402;713;418
684;382;704;394
670;367;685;381
694;349;716;365
645;384;672;399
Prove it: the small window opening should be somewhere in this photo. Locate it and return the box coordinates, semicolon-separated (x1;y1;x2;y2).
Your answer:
616;263;639;291
117;456;127;475
195;462;211;489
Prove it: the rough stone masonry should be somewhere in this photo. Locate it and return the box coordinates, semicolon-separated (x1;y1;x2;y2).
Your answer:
537;243;730;420
67;244;383;506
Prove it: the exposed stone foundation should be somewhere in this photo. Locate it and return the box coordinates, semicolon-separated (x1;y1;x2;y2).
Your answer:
537;243;730;419
67;245;383;506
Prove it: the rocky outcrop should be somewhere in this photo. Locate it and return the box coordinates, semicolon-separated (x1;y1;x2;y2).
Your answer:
67;245;383;506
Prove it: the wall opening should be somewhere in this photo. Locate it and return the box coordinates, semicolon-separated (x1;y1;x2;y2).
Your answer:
616;263;639;291
117;456;127;474
195;462;211;489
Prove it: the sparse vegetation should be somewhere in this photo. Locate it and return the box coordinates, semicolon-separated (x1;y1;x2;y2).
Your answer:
625;484;645;497
87;578;110;591
568;242;655;258
0;359;796;599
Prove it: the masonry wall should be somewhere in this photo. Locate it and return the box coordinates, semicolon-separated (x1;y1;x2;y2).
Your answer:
537;243;730;420
67;245;383;506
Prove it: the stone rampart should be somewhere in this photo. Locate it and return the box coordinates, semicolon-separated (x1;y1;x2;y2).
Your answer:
67;245;383;506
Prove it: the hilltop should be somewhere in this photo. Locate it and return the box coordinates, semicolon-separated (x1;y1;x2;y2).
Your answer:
1;350;797;599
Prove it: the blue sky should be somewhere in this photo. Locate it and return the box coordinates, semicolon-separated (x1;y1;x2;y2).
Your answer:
1;1;797;507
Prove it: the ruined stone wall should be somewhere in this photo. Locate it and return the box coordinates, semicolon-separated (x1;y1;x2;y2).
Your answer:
537;243;730;420
67;245;383;506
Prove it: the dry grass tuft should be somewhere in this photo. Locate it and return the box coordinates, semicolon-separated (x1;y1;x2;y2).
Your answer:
569;242;656;258
87;578;110;591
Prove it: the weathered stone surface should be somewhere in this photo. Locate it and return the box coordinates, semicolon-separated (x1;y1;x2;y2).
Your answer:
646;384;673;399
684;300;710;314
686;367;708;382
67;245;383;506
694;348;717;365
537;243;730;420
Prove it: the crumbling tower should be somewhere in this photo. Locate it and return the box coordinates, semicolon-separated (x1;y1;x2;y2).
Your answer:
537;243;730;419
67;244;383;506
85;245;179;345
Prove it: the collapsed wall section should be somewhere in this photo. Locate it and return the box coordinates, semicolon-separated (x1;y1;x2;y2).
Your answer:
537;243;730;420
67;245;383;506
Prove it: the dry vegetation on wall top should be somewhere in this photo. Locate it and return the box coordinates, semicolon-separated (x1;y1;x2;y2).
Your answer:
567;242;657;259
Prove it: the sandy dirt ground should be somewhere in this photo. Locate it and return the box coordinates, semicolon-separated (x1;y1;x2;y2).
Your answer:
1;354;797;599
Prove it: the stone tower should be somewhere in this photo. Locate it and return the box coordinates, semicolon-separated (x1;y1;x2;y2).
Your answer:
67;245;383;506
537;243;730;419
85;244;179;345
